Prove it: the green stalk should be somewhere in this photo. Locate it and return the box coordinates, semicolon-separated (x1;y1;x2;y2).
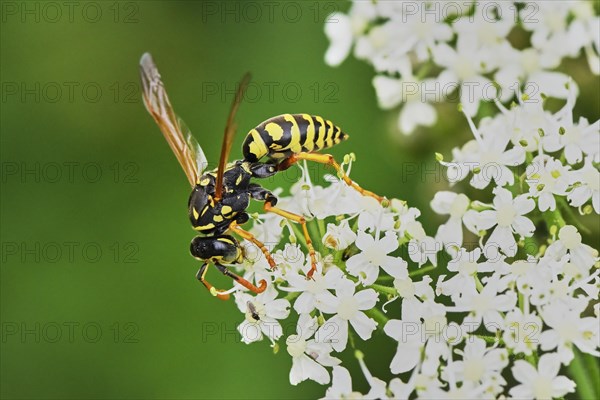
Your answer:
368;283;397;297
409;264;437;277
288;222;308;249
365;306;389;326
569;348;598;400
317;218;326;238
558;197;591;234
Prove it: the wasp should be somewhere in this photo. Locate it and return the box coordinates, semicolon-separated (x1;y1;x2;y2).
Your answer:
139;53;383;300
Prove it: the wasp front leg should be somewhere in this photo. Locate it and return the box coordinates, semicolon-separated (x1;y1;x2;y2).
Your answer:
192;235;268;300
277;153;385;203
196;262;267;300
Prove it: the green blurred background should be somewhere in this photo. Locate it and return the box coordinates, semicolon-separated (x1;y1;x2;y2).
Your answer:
1;1;598;399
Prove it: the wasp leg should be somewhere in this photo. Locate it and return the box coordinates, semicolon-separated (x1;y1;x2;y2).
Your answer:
196;262;267;301
214;263;267;294
229;221;277;269
195;262;230;301
277;153;384;203
248;183;278;205
263;202;319;280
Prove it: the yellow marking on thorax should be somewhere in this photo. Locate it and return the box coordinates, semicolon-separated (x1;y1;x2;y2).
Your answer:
222;205;233;215
284;114;303;154
194;222;215;231
315;115;326;149
302;114;315;152
235;174;242;185
265;122;284;141
192;207;200;220
200;177;210;186
248;129;268;160
214;215;224;222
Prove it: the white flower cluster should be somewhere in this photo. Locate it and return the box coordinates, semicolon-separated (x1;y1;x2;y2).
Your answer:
225;82;599;395
325;0;600;135
203;2;600;398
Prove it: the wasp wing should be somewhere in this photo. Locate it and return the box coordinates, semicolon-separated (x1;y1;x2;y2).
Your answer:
140;52;207;186
214;72;251;200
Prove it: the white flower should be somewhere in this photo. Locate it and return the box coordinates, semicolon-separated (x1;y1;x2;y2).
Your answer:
431;191;470;247
372;62;439;134
322;366;363;399
322;219;356;251
281;266;343;314
502;309;542;356
437;248;503;301
271;243;306;276
434;35;497;116
286;314;340;385
570;1;600;73
494;46;571;100
473;187;535;257
545;225;597;271
357;197;395;233
418;381;485;400
544;116;599;165
394;275;435;302
521;2;582;60
378;1;453;63
443;112;526;189
346;231;407;285
509;353;576;399
525;155;570;211
444;337;508;396
384;299;454;374
568;158;600;213
316;278;378;352
234;287;290;344
324;2;379;67
457;274;517;333
539;300;600;364
406;220;440;267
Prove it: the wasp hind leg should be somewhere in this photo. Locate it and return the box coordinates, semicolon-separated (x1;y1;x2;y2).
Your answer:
263;201;319;280
196;262;267;301
277;153;385;203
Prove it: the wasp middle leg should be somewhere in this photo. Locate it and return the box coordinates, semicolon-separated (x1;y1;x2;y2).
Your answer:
276;153;385;203
228;220;277;269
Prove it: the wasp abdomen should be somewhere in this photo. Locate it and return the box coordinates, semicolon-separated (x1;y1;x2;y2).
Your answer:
242;113;348;162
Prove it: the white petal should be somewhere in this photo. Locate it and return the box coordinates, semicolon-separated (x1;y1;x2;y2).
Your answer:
390;343;421;374
324;14;353;67
349;311;377;340
355;288;378;310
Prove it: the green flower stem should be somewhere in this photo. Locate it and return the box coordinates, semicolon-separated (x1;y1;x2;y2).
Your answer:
543;205;567;230
365;306;389;326
317;218;326;238
474;275;484;292
569;348;599;400
368;283;398;297
558;197;591;234
288;222;308;249
284;291;300;302
409;264;437;277
473;334;502;345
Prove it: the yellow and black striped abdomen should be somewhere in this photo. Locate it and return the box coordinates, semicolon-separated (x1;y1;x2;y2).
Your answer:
242;113;348;162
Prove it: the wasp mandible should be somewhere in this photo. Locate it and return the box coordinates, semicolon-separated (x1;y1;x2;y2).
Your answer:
139;53;384;300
